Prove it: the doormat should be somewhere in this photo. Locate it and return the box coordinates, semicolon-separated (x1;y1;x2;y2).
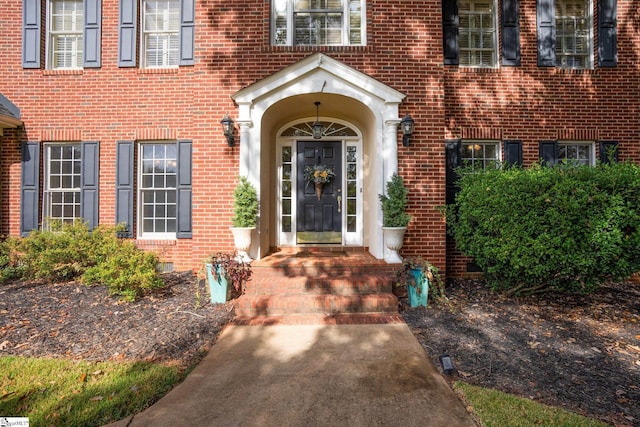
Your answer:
295;251;348;258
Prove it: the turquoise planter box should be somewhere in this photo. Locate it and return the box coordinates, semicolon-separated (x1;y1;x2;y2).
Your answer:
407;268;429;307
205;263;229;304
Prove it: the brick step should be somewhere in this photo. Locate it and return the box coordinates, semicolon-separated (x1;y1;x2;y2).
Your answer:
244;275;394;295
250;265;397;278
233;313;405;326
233;293;398;317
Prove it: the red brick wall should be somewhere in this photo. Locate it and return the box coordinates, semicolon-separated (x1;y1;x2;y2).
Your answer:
1;1;637;276
444;0;640;276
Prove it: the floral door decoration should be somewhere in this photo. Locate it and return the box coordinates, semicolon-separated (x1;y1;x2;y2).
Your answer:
304;165;335;200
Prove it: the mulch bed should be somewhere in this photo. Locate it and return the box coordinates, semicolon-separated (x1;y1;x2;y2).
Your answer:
1;273;639;426
402;279;640;427
0;272;234;369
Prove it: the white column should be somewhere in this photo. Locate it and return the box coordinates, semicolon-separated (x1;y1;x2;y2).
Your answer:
382;119;401;263
237;120;252;178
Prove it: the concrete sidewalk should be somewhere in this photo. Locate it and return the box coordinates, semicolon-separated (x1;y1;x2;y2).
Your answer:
107;324;476;427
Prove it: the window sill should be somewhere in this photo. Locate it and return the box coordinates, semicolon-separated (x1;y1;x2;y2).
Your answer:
263;45;374;54
43;69;83;76
136;239;177;248
138;67;180;74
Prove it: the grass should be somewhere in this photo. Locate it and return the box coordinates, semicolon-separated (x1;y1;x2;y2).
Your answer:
454;381;610;427
0;356;182;427
0;356;611;427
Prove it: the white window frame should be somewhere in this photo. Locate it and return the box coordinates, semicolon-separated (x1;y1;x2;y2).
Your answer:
46;0;84;70
43;143;82;224
555;0;593;69
271;0;366;46
141;0;180;69
137;141;178;240
459;0;498;68
558;141;594;165
462;140;501;170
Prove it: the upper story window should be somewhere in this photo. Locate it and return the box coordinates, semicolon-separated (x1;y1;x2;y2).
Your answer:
272;0;365;46
459;0;497;67
48;0;84;69
555;0;592;68
142;0;180;68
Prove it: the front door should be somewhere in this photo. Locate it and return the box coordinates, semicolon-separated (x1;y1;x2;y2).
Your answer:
296;141;342;244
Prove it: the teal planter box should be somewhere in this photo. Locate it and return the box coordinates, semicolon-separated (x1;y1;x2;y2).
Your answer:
407;268;429;307
205;263;229;304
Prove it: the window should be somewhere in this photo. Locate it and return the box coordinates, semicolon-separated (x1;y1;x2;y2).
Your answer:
558;141;593;165
555;0;592;68
138;143;178;238
459;0;497;67
272;0;365;46
48;0;83;69
462;141;500;170
44;144;82;222
142;0;180;68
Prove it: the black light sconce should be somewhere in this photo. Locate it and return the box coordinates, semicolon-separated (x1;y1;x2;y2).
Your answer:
221;114;235;146
400;114;415;147
312;101;323;139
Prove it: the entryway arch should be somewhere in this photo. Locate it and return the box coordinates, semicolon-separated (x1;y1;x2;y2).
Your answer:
232;53;406;262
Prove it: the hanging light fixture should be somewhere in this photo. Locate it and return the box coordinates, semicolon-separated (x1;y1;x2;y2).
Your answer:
312;101;323;139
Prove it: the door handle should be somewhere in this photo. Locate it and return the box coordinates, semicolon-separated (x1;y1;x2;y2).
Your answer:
337;195;342;213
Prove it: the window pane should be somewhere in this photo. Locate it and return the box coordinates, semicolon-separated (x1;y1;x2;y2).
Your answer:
143;0;180;67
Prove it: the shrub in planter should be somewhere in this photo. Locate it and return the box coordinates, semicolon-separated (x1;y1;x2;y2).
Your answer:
395;257;444;306
447;162;640;295
204;252;252;303
232;176;259;228
379;173;411;228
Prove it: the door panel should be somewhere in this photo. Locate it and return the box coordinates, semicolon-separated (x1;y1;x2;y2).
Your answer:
297;141;342;244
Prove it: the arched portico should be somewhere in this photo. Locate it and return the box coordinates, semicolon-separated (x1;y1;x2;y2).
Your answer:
232;53;406;262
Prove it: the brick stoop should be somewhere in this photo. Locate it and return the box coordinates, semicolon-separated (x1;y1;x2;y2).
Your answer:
232;248;401;325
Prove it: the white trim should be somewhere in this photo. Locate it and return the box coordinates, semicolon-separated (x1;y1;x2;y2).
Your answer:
231;53;405;262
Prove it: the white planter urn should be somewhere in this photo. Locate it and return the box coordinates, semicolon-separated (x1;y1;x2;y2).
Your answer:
230;227;255;262
382;226;407;263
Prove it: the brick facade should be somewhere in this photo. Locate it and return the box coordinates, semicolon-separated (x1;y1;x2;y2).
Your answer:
0;0;637;276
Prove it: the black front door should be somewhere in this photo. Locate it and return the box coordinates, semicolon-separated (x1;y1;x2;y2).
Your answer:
297;141;342;244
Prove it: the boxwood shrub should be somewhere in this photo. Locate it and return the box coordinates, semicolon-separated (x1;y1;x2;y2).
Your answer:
447;162;640;295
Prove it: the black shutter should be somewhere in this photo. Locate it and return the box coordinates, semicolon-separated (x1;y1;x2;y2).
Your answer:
502;0;521;66
504;140;523;166
539;140;558;166
176;140;192;238
445;139;462;205
118;0;137;67
22;0;41;69
21;142;40;236
81;141;99;230
598;0;617;67
179;0;195;65
83;0;102;68
537;0;556;67
442;0;459;65
116;141;134;237
599;141;619;164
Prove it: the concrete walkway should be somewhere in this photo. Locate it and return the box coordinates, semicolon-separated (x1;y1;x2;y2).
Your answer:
107;324;476;427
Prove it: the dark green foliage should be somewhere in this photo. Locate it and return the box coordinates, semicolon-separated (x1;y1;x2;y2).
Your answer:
447;162;640;295
0;221;163;301
231;176;259;228
379;173;411;227
81;226;164;302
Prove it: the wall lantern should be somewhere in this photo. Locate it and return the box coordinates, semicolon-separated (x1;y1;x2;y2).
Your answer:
221;114;235;146
312;101;323;139
400;114;415;147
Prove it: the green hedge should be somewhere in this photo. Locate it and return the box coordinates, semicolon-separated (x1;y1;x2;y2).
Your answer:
447;162;640;295
1;222;163;301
